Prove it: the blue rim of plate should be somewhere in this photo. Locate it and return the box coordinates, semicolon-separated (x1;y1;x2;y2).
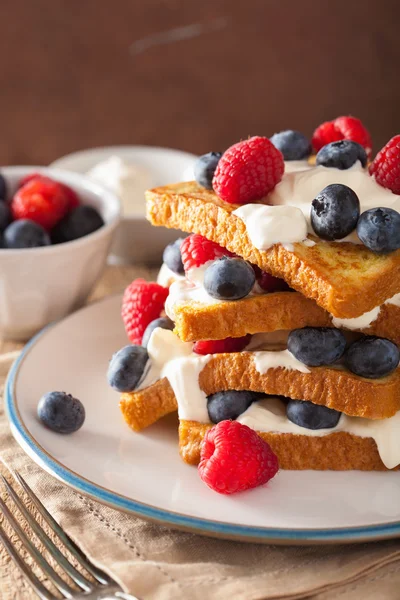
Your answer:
5;305;400;545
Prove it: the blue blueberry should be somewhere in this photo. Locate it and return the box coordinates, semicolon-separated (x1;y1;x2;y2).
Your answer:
357;207;400;254
270;130;312;161
51;205;104;244
316;140;367;170
163;238;184;274
0;202;11;232
287;399;341;430
3;219;51;248
38;391;85;434
142;317;174;348
344;336;400;379
204;257;255;301
0;174;6;201
107;345;149;392
311;183;360;240
207;390;262;423
194;152;222;189
287;327;346;367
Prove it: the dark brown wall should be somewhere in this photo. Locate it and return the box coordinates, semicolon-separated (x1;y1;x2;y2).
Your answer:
1;0;399;165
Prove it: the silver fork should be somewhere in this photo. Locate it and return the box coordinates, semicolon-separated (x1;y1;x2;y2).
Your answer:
0;470;140;600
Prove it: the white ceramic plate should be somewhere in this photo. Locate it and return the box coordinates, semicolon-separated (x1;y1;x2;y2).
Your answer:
6;296;400;544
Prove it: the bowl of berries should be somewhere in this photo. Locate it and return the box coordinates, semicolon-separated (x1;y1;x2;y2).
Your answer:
0;166;120;341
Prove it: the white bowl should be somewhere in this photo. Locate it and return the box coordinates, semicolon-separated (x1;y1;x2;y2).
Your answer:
0;166;120;341
51;145;197;264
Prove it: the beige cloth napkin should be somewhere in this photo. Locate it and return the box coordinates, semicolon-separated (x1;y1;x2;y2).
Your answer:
1;265;400;600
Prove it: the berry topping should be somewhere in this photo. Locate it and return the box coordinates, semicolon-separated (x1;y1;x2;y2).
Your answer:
369;135;400;194
207;390;261;423
312;116;372;157
198;420;279;494
51;205;104;244
180;233;233;274
142;316;174;348
253;265;291;292
344;336;400;379
286;400;341;430
38;391;85;434
107;345;149;392
193;334;251;355
194;152;222;189
162;238;185;275
19;174;80;210
316;140;367;170
357;207;400;254
0;202;11;232
11;177;70;230
4;220;51;249
269;130;312;161
311;183;360;240
204;256;255;301
121;279;169;345
212;136;284;205
287;327;346;367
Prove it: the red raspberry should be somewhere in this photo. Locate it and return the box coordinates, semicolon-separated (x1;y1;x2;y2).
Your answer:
312;116;372;157
198;420;279;495
253;265;291;292
180;234;234;273
193;334;251;355
212;136;284;205
369;135;400;194
121;279;169;345
11;177;70;230
19;174;80;210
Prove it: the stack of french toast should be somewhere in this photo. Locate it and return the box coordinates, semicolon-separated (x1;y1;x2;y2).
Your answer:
109;117;400;473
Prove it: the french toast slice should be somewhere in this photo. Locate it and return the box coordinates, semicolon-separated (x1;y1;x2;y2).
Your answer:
179;420;397;470
169;290;400;344
119;353;400;432
146;182;400;319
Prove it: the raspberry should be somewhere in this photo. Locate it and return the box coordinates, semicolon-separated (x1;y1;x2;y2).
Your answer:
19;174;80;210
369;135;400;194
11;177;70;230
312;116;372;158
212;136;284;205
198;420;279;494
121;279;169;345
180;234;233;274
253;265;290;292
193;334;251;355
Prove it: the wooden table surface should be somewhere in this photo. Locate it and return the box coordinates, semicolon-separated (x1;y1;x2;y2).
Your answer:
0;0;399;166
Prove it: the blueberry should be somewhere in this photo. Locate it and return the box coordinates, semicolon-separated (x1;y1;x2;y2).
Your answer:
311;183;360;240
3;219;51;248
357;207;400;254
270;130;312;161
287;399;341;430
344;336;400;379
287;327;346;367
38;391;85;434
207;390;262;423
316;140;367;170
163;238;184;274
142;317;174;348
194;152;222;189
204;257;255;301
0;202;11;232
0;174;7;201
107;345;149;392
51;205;104;244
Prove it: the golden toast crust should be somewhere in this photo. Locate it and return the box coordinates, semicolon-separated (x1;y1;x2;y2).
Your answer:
146;183;400;318
179;420;396;470
119;354;400;433
171;290;400;344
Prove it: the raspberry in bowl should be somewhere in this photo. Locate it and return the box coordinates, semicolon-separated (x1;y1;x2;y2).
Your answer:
0;166;120;340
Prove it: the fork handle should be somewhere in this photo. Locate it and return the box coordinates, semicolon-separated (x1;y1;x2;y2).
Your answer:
73;587;141;600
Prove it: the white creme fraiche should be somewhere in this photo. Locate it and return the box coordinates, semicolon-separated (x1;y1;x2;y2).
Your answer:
233;162;400;250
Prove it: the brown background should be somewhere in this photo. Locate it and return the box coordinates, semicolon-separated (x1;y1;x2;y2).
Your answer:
1;0;399;165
